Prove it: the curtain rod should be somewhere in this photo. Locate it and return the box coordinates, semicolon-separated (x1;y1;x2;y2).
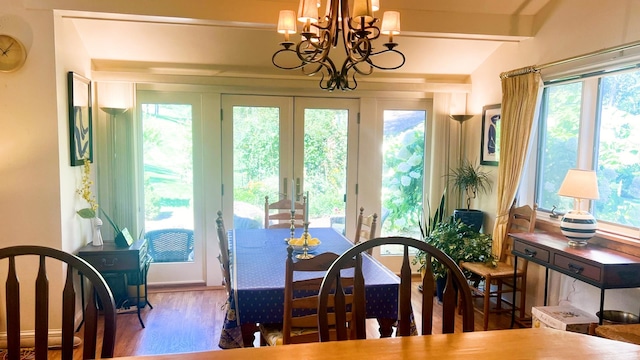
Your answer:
500;39;640;79
536;39;640;71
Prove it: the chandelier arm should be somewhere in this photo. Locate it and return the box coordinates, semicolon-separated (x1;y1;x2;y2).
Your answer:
272;48;308;71
365;48;407;70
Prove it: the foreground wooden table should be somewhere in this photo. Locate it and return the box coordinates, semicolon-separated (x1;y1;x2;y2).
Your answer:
113;328;640;359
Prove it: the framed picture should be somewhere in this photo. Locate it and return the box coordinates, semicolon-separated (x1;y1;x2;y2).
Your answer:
68;71;93;166
481;104;501;166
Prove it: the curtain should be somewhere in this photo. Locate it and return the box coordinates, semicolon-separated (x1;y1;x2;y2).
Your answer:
492;68;542;257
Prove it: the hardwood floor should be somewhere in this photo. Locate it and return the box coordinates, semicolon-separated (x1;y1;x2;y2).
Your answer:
49;282;521;359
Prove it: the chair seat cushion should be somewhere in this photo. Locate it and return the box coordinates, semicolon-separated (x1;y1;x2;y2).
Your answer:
258;323;319;346
461;261;524;278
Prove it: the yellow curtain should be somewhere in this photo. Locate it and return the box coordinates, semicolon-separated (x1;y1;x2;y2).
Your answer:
492;68;542;257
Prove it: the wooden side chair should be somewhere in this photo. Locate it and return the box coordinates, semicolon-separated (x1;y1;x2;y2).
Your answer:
216;211;231;295
259;248;357;345
0;245;117;359
459;201;537;330
264;195;306;229
145;228;194;262
318;237;474;341
353;207;378;247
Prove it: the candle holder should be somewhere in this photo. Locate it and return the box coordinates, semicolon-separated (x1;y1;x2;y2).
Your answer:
296;222;314;259
288;210;296;243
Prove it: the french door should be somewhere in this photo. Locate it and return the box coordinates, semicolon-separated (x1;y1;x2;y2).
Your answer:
220;95;359;234
136;90;207;285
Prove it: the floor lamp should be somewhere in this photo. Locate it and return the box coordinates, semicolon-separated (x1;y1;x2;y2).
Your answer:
450;115;474;208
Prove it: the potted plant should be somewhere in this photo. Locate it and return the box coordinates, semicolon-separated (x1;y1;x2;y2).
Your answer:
448;159;492;231
413;217;493;301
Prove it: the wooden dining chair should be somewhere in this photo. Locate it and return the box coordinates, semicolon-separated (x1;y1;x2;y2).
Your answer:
353;207;378;254
318;236;474;341
145;228;194;262
264;195;306;229
459;201;537;330
215;211;231;295
260;248;358;345
0;245;117;359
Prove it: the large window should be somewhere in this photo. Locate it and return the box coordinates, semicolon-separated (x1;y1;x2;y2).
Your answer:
537;68;640;231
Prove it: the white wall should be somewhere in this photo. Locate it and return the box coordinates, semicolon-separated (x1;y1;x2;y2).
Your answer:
0;2;92;330
468;0;640;317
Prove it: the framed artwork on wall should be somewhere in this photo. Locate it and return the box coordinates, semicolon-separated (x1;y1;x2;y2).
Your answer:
481;103;501;166
68;71;93;166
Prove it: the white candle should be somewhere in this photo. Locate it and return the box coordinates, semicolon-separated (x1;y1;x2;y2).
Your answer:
305;191;309;223
291;179;295;212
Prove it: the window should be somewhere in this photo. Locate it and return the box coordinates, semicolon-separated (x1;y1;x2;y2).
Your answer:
537;68;640;232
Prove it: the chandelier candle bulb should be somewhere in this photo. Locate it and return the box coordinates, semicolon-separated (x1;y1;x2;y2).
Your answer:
381;11;401;42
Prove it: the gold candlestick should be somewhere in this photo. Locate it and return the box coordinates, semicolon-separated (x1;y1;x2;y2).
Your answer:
289;210;296;242
296;221;314;259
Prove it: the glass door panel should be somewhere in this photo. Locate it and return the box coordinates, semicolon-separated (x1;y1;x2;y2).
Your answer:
233;105;281;228
137;91;204;284
379;109;426;256
302;108;349;230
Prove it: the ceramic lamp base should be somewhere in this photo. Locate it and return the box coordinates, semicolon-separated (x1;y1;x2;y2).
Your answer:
560;210;597;247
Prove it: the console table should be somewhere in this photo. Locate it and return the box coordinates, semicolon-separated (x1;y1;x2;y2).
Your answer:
511;232;640;325
77;238;153;328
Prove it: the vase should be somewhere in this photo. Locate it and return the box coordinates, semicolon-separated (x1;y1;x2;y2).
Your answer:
92;217;104;246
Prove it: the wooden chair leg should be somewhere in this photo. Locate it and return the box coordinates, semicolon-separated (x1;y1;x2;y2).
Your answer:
483;276;491;331
496;280;503;311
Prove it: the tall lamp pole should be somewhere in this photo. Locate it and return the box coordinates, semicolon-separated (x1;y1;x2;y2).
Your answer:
450;114;474;208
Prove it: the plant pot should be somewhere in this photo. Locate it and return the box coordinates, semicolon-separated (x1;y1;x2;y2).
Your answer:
453;209;483;232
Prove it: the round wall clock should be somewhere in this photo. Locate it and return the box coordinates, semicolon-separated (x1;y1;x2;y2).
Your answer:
0;34;27;72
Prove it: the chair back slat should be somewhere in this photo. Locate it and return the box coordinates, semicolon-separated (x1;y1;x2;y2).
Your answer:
0;246;116;359
35;256;49;358
353;207;378;256
7;256;20;360
61;265;76;360
421;256;434;335
216;211;231;295
265;196;306;229
318;237;474;342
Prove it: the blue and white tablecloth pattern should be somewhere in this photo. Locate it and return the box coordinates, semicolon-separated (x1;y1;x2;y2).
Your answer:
218;227;401;349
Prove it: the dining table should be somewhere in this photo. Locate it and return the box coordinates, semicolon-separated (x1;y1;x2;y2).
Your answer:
116;328;640;359
217;227;402;349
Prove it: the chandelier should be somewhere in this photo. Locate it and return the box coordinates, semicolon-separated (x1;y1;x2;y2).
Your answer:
272;0;405;91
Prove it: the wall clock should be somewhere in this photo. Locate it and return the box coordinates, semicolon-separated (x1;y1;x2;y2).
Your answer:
0;34;27;72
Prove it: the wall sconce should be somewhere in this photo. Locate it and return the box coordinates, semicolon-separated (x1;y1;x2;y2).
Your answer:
558;169;600;247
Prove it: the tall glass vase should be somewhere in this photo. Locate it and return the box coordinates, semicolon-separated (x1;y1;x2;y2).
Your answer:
92;217;104;246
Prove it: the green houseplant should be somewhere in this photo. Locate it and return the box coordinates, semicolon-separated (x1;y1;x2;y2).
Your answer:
448;159;492;231
413;217;493;301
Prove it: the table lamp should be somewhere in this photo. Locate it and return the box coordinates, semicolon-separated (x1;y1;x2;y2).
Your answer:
557;169;600;247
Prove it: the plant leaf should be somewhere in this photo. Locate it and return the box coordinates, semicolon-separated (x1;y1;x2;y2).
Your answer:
77;208;96;219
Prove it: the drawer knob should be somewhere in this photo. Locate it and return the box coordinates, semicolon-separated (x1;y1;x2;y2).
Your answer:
524;248;537;257
568;263;584;274
102;258;119;267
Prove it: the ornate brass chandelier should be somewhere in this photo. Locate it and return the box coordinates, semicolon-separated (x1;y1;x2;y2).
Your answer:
273;0;404;91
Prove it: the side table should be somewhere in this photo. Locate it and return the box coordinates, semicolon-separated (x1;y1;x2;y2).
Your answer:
511;232;640;325
77;238;153;328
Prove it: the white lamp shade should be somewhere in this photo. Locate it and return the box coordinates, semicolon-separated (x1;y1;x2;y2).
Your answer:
372;0;380;12
558;169;600;200
298;0;319;23
381;11;401;35
353;0;374;23
277;10;297;34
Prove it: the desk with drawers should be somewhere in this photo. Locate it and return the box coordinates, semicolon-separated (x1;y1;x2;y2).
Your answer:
511;232;640;325
77;238;152;328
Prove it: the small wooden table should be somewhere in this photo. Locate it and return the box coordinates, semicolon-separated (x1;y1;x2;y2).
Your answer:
77;238;153;328
111;328;640;359
510;232;640;324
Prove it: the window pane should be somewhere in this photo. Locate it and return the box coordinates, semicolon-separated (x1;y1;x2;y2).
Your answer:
303;108;348;232
141;104;194;249
594;71;640;227
536;83;581;212
380;110;425;255
233;106;280;229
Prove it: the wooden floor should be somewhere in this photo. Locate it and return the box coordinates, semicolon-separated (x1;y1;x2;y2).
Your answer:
49;282;521;359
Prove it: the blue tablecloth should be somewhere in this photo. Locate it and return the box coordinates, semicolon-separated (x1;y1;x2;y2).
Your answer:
219;227;401;348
